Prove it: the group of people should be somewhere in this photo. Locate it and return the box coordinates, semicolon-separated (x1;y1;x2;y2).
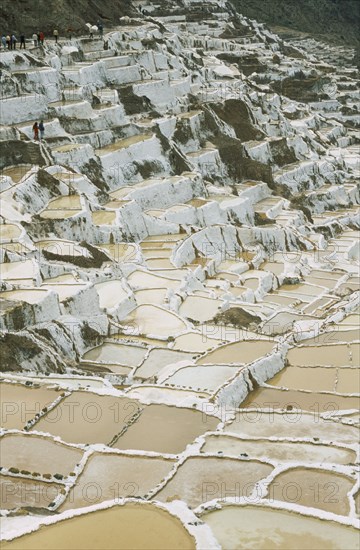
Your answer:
1;30;60;50
33;121;45;141
1;23;104;50
87;21;104;39
32;31;45;47
1;34;26;49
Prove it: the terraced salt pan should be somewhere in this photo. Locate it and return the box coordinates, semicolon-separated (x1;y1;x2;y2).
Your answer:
0;260;35;281
336;368;360;394
134;348;194;380
0;289;50;304
83;343;146;368
269;365;359;394
197;340;275;365
202;505;360;550
268;467;355;515
43;274;78;284
32;392;142;445
239;386;360;413
0;433;83;475
0;476;62;510
179;295;223;323
200;434;355;465
1;165;33;183
39;195;82;219
134;288;167;305
92;211;116;225
121;305;187;337
95;134;153;155
156;456;273;508
268;366;338;392
0;383;62;429
300;329;360;345
163;364;243;393
60;453;175;511
224;410;359;444
262;293;301;307
127;270;179;289
94;280;128;309
113;404;218;454
111;334;168;347
0;224;21;241
1;503;196;550
172;332;221;353
287;344;355;366
145;258;175;269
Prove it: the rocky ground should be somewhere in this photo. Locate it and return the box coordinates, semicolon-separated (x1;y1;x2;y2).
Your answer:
0;0;359;548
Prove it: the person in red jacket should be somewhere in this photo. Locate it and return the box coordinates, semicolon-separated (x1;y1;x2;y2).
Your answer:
33;122;39;141
39;31;44;45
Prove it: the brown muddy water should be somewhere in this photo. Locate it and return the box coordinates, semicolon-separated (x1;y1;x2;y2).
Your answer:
1;503;196;549
156;456;273;508
113;404;218;454
0;383;62;430
32;392;142;445
60;453;175;510
202;505;360;549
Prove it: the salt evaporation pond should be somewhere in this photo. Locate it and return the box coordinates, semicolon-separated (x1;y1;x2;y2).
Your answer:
1;503;196;549
202;505;360;549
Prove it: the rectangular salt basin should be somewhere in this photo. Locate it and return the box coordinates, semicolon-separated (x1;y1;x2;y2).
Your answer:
32;392;142;445
202;505;360;550
0;383;62;430
0;433;83;475
60;453;175;511
113;404;219;454
224;410;359;444
200;434;355;464
287;344;353;366
239;386;360;413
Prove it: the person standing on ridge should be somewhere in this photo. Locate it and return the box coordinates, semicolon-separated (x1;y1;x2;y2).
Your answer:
53;29;59;43
39;31;44;45
39;120;45;141
33;122;39;141
32;32;38;47
11;34;17;49
20;33;26;49
1;36;7;50
5;35;11;49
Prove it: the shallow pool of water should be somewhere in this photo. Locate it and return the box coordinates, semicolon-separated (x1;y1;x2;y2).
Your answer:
92;211;116;225
134;348;194;380
94;280;129;309
201;434;355;465
164;364;243;393
1;503;196;550
202;505;359;549
0;433;83;475
113;404;218;454
32;392;142;445
82;343;146;367
60;453;175;511
197;340;275;365
268;467;354;515
156;456;272;508
122;305;187;337
287;345;353;367
0;383;62;430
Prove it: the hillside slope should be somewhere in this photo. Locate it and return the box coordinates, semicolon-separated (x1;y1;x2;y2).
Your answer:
0;0;135;36
230;0;360;47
